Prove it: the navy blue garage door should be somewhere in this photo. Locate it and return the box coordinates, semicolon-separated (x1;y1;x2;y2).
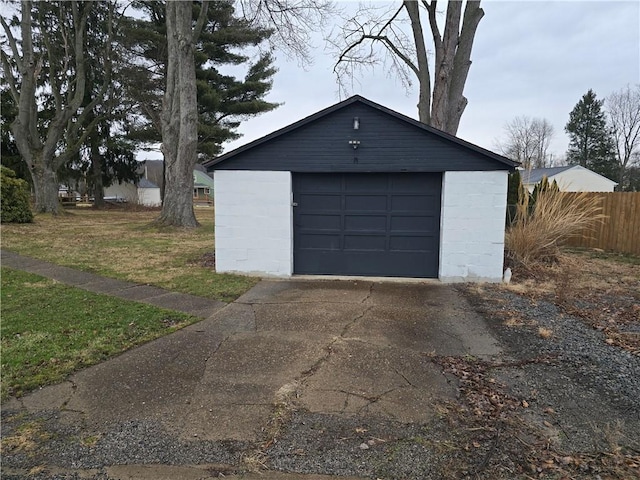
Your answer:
293;173;442;278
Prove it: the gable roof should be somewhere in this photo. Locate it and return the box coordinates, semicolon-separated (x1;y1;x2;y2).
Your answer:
193;169;214;188
204;95;517;171
521;166;573;184
521;165;617;185
138;177;159;189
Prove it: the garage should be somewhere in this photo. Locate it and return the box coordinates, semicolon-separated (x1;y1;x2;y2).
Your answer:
293;172;441;277
206;95;517;282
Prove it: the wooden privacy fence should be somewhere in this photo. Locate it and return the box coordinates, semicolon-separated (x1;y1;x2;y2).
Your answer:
564;192;640;256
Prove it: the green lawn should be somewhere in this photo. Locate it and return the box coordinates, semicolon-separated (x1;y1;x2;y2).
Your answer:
0;267;199;400
0;208;258;303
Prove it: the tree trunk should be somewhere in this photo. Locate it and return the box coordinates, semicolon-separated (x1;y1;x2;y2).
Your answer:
618;163;626;191
156;1;199;228
91;139;105;208
404;1;431;124
29;159;60;213
444;1;483;134
429;0;483;135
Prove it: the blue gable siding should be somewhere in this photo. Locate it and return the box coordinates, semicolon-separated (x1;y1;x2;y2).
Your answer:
208;97;515;173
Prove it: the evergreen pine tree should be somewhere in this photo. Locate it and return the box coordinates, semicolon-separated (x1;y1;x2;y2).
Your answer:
123;1;278;162
505;170;521;226
564;89;617;180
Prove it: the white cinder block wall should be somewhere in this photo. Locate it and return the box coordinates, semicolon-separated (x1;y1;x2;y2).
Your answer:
214;170;293;276
439;171;508;282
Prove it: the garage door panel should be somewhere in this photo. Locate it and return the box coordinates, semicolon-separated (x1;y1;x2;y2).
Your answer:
294;173;441;278
344;215;387;232
297;233;341;250
389;235;438;252
298;193;341;210
298;214;341;230
344;235;387;251
344;175;388;191
390;215;437;232
391;195;438;211
342;252;433;277
389;175;440;192
345;195;387;210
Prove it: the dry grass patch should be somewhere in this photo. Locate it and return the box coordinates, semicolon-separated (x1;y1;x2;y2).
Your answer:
506;187;605;269
503;316;526;327
0;208;257;302
1;418;50;453
538;327;553;339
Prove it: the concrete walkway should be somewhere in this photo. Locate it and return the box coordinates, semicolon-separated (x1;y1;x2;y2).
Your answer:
2;250;503;479
1;250;226;318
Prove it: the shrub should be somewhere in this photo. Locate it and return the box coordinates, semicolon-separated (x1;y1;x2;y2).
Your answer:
505;181;604;268
1;166;33;223
505;170;522;226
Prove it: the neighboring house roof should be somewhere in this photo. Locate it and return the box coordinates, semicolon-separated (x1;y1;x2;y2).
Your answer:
138;178;159;189
521;166;573;184
203;95;518;171
521;165;617;193
521;165;617;186
193;170;214;188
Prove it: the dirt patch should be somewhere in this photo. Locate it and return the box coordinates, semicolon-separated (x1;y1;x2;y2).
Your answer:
193;251;216;268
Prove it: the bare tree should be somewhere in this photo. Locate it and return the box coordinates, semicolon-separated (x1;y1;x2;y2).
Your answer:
496;116;555;169
607;84;640;190
0;1;112;214
330;0;484;134
156;1;209;227
237;0;335;65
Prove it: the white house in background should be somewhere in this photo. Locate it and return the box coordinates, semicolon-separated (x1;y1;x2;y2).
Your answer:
521;165;617;193
104;178;161;206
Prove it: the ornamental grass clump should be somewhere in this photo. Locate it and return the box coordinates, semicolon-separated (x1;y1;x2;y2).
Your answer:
505;178;605;268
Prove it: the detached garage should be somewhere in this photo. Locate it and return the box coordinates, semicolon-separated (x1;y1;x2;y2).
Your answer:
205;96;517;282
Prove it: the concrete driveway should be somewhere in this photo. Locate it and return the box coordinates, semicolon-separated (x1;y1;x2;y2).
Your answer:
5;278;502;478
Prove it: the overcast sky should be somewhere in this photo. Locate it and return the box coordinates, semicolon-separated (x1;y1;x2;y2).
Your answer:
217;0;640;164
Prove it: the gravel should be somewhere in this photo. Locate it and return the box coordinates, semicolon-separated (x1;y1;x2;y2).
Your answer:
266;411;450;479
1;413;246;470
465;286;640;452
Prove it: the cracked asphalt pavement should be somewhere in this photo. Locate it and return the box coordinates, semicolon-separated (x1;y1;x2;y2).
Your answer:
2;279;503;479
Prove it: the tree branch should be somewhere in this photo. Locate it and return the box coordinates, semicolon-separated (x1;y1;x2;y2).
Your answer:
42;27;63;114
192;0;209;44
334;3;408;73
446;0;483;133
405;0;431;123
0;49;19;103
425;0;442;51
0;14;23;72
377;35;419;77
41;1;92;161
